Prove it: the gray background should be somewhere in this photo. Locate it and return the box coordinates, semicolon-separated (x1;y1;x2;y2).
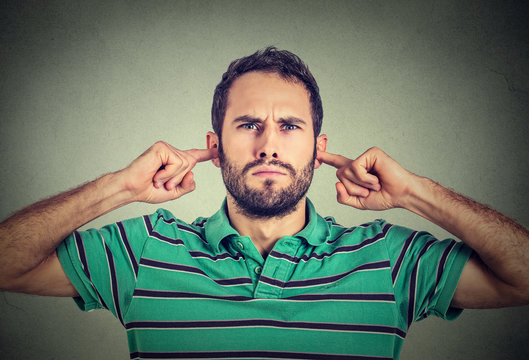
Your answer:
1;0;528;359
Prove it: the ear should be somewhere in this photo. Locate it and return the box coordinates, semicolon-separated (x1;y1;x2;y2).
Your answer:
207;131;221;168
314;134;328;169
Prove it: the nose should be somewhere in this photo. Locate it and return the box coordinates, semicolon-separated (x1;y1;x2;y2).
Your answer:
257;127;279;159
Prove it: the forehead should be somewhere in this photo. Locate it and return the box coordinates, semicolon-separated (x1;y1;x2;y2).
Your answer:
225;71;312;123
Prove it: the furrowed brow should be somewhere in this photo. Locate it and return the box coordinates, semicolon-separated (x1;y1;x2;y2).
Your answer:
232;115;307;126
233;115;263;124
277;117;307;125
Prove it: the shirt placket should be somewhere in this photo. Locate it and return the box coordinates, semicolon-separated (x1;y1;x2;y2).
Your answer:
253;237;301;299
231;236;265;285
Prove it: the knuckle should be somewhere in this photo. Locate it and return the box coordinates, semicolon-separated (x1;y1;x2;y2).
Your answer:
153;141;167;149
342;165;353;176
151;141;169;158
350;164;361;176
170;156;182;168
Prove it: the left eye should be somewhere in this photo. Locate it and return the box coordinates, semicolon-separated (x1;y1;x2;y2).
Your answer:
242;123;258;130
283;124;298;131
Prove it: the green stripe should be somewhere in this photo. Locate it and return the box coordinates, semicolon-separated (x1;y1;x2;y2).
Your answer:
57;198;472;359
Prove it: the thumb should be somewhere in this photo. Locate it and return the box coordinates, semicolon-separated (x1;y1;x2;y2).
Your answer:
336;182;363;209
177;171;196;195
336;182;350;204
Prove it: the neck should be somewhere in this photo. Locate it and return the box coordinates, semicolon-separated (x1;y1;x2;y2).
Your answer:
226;195;308;257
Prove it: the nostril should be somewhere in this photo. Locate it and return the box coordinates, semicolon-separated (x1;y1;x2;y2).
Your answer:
272;153;278;158
260;152;266;158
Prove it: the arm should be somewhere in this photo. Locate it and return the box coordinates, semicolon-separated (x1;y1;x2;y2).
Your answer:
317;147;529;308
0;141;218;296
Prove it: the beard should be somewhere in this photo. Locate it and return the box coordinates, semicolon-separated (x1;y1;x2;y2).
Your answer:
218;142;316;219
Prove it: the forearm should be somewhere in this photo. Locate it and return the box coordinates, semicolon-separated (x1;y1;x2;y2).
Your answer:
0;172;133;285
403;176;529;292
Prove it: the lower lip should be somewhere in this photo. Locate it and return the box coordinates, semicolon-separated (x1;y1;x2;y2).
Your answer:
253;172;285;177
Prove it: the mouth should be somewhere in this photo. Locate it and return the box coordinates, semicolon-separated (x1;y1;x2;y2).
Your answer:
251;166;287;177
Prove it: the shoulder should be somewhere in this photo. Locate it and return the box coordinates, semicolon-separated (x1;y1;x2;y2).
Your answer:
140;208;209;245
323;217;392;245
141;208;205;228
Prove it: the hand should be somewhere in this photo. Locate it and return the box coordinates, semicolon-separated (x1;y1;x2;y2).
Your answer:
120;141;218;204
317;147;416;211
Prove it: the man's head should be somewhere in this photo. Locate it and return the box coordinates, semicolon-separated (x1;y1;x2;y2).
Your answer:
211;46;323;139
208;48;327;218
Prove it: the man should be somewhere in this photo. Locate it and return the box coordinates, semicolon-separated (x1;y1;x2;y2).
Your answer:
0;47;528;359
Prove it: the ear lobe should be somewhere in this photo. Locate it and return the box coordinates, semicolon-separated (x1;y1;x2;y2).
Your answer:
314;134;328;169
206;131;221;168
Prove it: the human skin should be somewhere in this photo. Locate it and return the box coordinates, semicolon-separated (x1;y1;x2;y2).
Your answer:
0;144;217;296
317;147;529;308
0;70;528;310
207;71;328;255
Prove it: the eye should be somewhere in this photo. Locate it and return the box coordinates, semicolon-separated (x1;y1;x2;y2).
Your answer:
282;124;299;131
241;123;258;130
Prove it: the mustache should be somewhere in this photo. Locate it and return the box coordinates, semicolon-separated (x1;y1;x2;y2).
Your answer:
242;158;296;177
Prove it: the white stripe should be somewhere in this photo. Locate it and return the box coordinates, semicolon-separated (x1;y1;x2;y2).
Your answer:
269;238;384;264
262;266;390;290
73;232;85;273
140;263;252;287
100;230;119;317
411;240;436;322
392;232;419;286
116;223;137;279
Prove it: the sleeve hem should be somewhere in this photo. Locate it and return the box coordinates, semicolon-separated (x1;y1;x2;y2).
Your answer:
56;242;102;312
432;244;474;320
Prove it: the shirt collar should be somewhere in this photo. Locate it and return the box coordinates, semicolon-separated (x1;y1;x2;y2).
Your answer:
295;198;332;246
205;198;331;253
204;199;239;253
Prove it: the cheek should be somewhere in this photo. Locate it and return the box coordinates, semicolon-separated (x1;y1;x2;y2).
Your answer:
221;139;251;164
285;139;316;162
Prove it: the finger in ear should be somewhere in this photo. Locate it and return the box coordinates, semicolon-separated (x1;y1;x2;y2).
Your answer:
206;132;221;168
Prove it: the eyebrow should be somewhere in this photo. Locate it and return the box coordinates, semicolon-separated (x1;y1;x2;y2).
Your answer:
233;115;307;125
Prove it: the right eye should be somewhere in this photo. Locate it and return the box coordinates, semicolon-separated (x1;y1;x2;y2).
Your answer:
241;123;258;130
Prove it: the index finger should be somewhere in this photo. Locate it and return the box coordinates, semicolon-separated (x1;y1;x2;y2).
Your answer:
187;148;219;162
317;150;350;169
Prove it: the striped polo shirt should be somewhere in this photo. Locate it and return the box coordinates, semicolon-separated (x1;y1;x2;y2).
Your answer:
57;198;472;360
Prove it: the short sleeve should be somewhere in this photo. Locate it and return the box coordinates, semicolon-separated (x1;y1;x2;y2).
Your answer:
381;220;473;328
57;212;156;323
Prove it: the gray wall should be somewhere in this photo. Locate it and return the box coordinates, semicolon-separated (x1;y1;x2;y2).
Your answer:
1;0;528;359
